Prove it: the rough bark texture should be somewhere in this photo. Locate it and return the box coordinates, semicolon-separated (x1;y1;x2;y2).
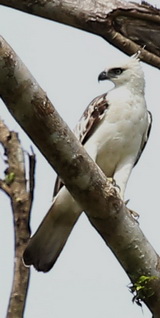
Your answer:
0;120;36;317
0;0;160;68
0;36;160;316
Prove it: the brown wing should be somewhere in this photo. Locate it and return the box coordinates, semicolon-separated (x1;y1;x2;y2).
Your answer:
53;93;109;197
74;93;109;145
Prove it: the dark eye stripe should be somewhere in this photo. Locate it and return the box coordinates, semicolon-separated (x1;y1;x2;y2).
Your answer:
109;67;124;76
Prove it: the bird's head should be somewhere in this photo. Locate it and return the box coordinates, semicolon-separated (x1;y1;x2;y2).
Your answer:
98;53;145;93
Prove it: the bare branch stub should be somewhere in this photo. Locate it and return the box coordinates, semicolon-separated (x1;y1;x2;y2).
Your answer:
0;119;36;318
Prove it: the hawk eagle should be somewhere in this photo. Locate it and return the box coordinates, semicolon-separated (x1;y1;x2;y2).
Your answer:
23;54;152;272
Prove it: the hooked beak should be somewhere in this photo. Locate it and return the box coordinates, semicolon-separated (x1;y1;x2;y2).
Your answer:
98;71;109;82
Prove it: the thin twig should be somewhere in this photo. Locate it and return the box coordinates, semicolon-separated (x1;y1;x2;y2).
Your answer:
0;119;36;318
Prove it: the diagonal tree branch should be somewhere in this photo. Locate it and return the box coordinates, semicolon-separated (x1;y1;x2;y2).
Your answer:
0;0;160;68
0;119;36;318
0;36;160;316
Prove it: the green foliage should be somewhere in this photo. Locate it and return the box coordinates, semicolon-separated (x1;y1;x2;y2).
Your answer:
129;275;158;307
5;172;15;185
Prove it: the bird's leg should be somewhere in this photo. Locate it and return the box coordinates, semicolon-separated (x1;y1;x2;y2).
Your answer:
107;177;120;191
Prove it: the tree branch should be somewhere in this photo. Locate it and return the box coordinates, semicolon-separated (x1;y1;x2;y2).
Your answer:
0;119;36;318
0;36;160;316
0;0;160;68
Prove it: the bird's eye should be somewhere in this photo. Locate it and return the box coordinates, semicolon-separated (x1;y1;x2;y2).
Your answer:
112;68;123;75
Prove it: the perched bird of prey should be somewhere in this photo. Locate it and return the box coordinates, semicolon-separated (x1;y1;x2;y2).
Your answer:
23;54;152;272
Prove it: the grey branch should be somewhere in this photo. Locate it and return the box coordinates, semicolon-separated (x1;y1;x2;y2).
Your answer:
0;119;36;317
0;0;160;68
0;36;160;316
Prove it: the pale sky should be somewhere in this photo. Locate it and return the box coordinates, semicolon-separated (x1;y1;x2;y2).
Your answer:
0;1;160;317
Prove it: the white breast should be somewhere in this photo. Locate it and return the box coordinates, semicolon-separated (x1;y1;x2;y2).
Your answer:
84;86;148;177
